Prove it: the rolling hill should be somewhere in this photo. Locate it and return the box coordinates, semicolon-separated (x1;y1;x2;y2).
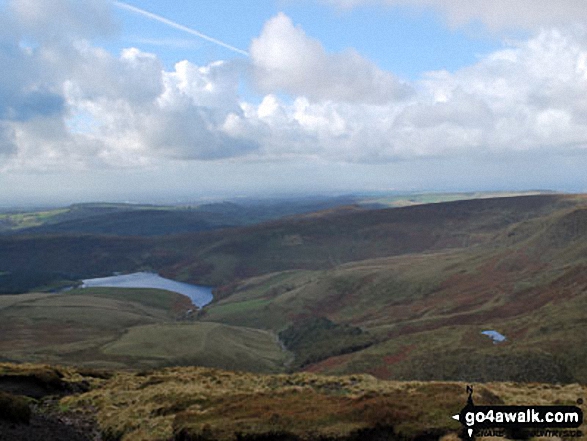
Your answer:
0;196;362;236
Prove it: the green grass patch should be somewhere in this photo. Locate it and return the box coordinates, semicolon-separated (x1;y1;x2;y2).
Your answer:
206;298;271;315
0;208;69;231
76;287;184;312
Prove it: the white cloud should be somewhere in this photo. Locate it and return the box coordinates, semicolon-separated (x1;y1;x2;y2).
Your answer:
250;12;413;104
64;56;256;163
160;60;242;116
239;27;587;162
323;0;587;31
64;44;164;105
2;1;587;179
9;0;115;40
0;0;256;168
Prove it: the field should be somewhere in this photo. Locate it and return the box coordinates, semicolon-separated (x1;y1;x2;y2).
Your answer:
101;322;288;372
0;288;288;372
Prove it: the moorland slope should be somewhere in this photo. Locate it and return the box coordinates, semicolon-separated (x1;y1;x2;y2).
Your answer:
0;194;586;383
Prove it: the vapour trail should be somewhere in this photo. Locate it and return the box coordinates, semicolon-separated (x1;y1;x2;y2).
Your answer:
112;1;249;56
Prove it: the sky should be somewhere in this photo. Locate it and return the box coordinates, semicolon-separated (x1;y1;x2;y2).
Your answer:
1;0;587;205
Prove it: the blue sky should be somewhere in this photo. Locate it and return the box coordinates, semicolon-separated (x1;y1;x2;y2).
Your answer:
1;0;587;205
109;0;503;78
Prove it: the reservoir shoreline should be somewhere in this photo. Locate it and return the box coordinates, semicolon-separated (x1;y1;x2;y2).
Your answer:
81;272;213;308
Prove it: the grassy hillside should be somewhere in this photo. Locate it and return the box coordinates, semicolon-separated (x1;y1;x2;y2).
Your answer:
199;195;587;382
0;288;287;372
1;194;587;383
102;322;288;372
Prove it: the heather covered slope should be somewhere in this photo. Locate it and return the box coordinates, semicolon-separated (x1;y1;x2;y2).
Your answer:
163;194;577;285
0;194;576;290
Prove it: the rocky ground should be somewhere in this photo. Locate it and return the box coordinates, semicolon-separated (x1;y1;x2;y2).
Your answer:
0;366;101;441
0;410;98;441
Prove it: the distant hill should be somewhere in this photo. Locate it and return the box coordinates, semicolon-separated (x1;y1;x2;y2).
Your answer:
159;193;577;285
0;191;552;236
0;194;573;287
0;197;362;236
16;209;233;237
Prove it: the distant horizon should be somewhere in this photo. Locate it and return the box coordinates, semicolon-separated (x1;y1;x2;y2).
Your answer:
0;188;571;210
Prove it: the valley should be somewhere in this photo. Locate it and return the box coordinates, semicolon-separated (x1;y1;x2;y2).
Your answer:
1;193;586;440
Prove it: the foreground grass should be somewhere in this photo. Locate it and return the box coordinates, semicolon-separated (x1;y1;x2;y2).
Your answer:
51;365;587;441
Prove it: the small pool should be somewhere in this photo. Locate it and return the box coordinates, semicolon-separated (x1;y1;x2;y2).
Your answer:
481;330;507;344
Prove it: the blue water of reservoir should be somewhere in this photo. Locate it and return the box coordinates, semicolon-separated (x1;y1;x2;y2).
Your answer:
481;330;507;344
81;272;213;308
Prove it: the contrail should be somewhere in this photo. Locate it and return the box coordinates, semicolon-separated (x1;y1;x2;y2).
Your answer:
112;1;249;56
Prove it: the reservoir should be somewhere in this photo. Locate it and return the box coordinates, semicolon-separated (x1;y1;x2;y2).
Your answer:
81;272;213;308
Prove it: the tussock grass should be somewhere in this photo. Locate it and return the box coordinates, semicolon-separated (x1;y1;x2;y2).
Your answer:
56;364;587;441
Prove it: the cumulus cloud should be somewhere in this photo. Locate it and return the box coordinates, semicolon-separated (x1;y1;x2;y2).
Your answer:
0;0;256;169
323;0;587;31
63;56;256;164
2;1;587;174
250;12;413;104
239;27;587;162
